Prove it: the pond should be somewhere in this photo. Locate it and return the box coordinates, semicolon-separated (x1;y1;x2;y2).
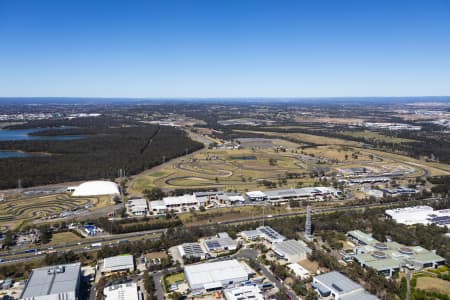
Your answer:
0;128;84;141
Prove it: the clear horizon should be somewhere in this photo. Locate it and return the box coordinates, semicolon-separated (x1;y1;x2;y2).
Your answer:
1;0;450;98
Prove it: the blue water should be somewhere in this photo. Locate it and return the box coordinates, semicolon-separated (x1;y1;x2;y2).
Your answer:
0;128;84;141
0;151;31;158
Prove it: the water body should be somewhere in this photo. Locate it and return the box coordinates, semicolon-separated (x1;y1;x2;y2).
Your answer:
0;151;31;158
0;128;85;158
0;128;84;141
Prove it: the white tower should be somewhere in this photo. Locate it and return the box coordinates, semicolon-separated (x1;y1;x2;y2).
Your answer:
305;205;313;241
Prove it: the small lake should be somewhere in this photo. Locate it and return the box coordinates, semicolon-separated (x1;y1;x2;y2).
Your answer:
0;128;85;141
0;151;31;158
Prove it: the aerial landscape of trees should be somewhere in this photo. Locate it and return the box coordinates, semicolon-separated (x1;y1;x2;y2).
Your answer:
0;117;203;188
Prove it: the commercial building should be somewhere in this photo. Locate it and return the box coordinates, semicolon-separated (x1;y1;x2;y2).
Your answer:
20;263;81;300
246;191;267;201
203;232;238;254
240;226;286;244
71;180;120;197
149;200;167;215
178;243;207;259
102;254;135;274
83;224;98;236
162;194;202;212
265;187;342;204
256;226;286;243
380;187;418;197
312;271;379;300
127;198;149;216
348;231;445;276
348;177;390;184
224;193;246;204
272;239;312;263
184;259;253;291
385;205;450;228
224;285;264;300
149;194;206;213
103;282;141;300
240;229;261;241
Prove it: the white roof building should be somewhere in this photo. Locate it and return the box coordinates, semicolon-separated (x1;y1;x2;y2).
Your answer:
103;282;140;300
20;263;81;300
312;271;379;300
184;259;252;291
72;181;120;197
240;230;261;241
149;200;167;214
385;206;450;228
102;255;135;273
246;191;267;201
272;239;312;262
178;243;207;259
224;285;264;300
203;232;238;254
256;226;286;243
265;187;342;204
287;263;310;279
127;198;149;216
240;226;286;243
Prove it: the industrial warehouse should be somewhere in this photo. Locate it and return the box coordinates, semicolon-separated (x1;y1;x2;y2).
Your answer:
312;271;379;300
184;259;254;291
20;263;81;300
101;254;135;274
385;205;450;227
240;226;286;244
272;239;312;263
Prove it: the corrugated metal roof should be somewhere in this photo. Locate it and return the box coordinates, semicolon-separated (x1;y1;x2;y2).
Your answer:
20;262;80;299
103;255;134;272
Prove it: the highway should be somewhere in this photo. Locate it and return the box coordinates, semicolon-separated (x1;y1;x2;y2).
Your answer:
0;229;165;264
216;197;444;225
0;197;444;265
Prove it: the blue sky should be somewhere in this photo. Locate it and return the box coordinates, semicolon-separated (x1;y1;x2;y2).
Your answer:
0;0;449;98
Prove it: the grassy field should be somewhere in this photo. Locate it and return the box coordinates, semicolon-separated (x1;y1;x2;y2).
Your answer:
338;130;415;144
416;277;450;295
48;231;83;245
128;130;450;195
129;145;318;194
0;194;111;230
233;129;361;146
302;145;373;161
165;272;185;286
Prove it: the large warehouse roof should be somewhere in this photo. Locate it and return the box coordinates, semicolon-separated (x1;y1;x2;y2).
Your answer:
72;180;120;197
313;271;379;300
20;263;81;300
103;255;134;272
385;206;450;227
185;259;251;290
272;239;312;262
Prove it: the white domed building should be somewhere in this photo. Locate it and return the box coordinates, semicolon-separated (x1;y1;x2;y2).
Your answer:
71;181;120;197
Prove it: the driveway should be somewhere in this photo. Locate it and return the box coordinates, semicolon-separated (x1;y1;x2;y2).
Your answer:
234;249;298;299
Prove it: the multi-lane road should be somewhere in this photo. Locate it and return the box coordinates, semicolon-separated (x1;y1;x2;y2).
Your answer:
0;229;165;264
0;197;444;265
